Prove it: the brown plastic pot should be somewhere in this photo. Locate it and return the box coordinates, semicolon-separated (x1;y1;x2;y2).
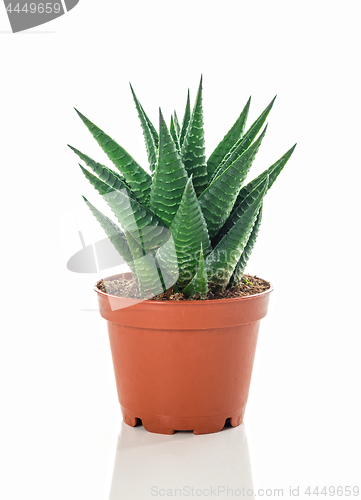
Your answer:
95;272;273;435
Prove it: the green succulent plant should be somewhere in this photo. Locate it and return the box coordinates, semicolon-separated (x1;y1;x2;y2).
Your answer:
69;77;296;299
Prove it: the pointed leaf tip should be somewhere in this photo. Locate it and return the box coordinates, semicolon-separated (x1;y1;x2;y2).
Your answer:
159;107;165;123
130;86;159;173
68;144;79;154
181;82;207;195
74;107;81;116
74;108;88;122
129;83;136;96
73;108;152;204
206;95;253;181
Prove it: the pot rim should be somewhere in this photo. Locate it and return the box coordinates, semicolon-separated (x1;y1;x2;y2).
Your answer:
94;272;274;305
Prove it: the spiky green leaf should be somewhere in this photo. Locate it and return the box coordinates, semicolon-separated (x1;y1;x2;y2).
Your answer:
232;144;297;211
79;165;114;196
74;109;152;206
141;104;159;150
82;196;136;275
173;111;181;136
199;125;267;239
150;110;188;227
124;229;166;298
212;173;269;248
69;145;131;192
170;114;181;152
206;177;268;289
183;244;209;298
80;166;168;255
212;96;276;182
225;146;296;285
156;177;211;287
103;188;169;255
229;203;263;286
179;89;191;147
155;231;179;287
130;84;158;172
206;96;251;181
181;77;208;196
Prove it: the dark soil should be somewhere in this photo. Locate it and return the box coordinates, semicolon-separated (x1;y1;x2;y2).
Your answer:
97;274;271;301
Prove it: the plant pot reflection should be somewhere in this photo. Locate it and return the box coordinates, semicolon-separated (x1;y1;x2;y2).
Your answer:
108;421;255;499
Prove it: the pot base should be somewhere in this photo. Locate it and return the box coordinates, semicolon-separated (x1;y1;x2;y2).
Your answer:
121;405;246;435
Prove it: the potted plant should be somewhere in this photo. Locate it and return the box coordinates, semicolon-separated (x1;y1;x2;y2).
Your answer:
69;77;296;435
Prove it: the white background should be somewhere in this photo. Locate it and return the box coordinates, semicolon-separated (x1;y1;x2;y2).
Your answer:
1;1;360;499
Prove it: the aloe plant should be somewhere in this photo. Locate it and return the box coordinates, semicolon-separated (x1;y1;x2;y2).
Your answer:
69;77;296;299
